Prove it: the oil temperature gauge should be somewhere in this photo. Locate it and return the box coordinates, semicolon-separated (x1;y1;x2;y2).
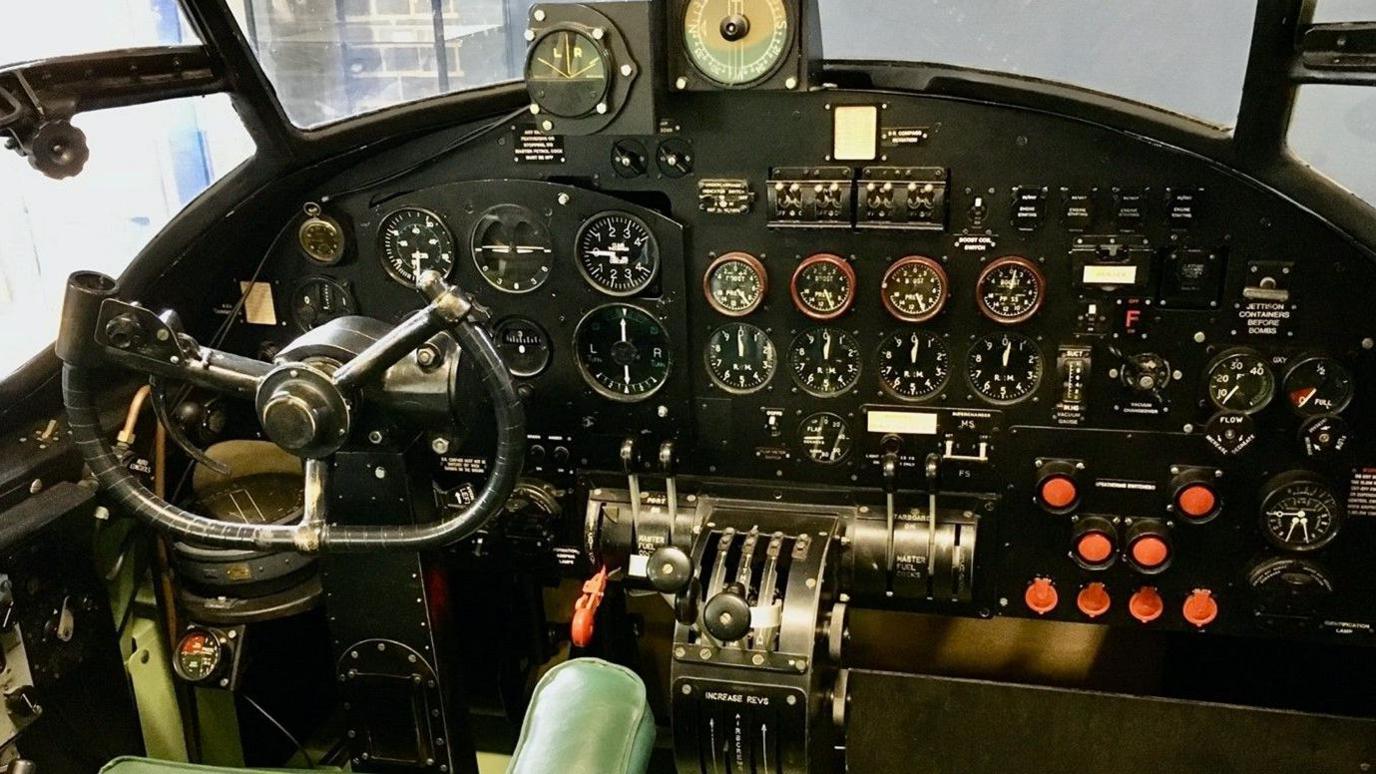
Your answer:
290;277;356;332
705;322;776;394
1259;472;1343;552
704;252;767;316
1206;349;1275;414
1283;356;1354;417
798;412;851;465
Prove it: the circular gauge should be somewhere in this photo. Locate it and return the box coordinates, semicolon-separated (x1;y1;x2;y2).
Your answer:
574;304;672;401
298;214;346;265
1259;473;1343;552
788;327;861;398
967;332;1044;404
704;252;767;316
198;471;305;525
881;256;948;323
1206;349;1275;414
174;628;227;684
976;256;1045;324
683;0;791;87
290;277;356;332
524;28;610;118
877;330;951;401
705;322;776;394
1283;356;1354;417
378;207;456;286
790;254;855;321
576;212;659;296
471;205;553;294
798;412;851;465
495;317;552;378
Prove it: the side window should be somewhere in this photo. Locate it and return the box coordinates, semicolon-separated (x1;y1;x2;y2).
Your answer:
1289;87;1376;208
0;3;256;377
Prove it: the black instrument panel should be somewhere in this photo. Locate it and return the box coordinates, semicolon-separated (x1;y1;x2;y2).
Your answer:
255;87;1376;644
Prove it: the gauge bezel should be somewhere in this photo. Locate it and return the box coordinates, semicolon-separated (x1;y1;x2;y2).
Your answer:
681;0;794;89
966;331;1045;405
1259;474;1344;552
494;317;553;378
173;627;229;684
1282;355;1354;417
975;255;1046;325
575;210;661;297
1205;347;1276;415
298;214;346;265
704;322;777;395
880;255;949;323
790;253;856;321
876;329;952;402
469;204;554;295
787;326;862;398
572;303;672;403
704;252;768;316
377;206;456;287
523;24;614;119
289;276;356;333
797;411;852;466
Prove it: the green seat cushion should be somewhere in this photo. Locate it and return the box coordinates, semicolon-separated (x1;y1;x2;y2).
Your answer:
508;658;655;774
100;759;288;774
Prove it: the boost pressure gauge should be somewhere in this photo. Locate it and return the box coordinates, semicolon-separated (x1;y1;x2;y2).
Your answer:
378;208;456;286
977;256;1045;324
881;256;948;323
791;253;855;321
574;304;672;401
577;212;659;296
704;252;767;316
683;0;792;87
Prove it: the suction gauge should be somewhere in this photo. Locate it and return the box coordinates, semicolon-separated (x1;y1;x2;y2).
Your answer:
976;256;1045;324
790;253;855;321
704;252;767;316
881;256;948;323
683;0;791;86
378;207;456;286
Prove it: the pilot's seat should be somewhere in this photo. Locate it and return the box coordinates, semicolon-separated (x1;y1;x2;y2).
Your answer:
100;659;656;774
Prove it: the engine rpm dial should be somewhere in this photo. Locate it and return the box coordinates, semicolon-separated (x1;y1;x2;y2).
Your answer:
881;256;948;323
290;277;356;332
1260;473;1343;552
524;28;610;118
470;204;553;294
976;256;1045;324
790;254;855;321
704;252;768;316
378;207;456;286
1206;349;1275;414
788;327;861;398
576;212;659;296
683;0;792;87
967;332;1044;404
877;330;951;401
798;412;851;465
705;322;776;394
1283;356;1354;417
574;304;672;401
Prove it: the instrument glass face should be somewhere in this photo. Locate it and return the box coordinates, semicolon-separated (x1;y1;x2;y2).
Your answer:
495;317;553;378
1283;356;1354;417
577;212;660;296
525;29;610;117
977;256;1044;324
966;332;1043;404
788;327;861;397
798;411;851;465
298;216;345;265
574;304;672;401
1207;349;1276;414
791;254;855;320
174;630;223;683
705;322;777;394
881;256;948;323
379;208;456;286
877;330;951;400
290;277;356;332
683;0;791;86
471;204;554;294
1261;478;1343;552
705;253;767;316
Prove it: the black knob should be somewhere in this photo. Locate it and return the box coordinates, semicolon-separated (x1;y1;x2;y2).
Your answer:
104;314;144;350
674;579;701;626
703;583;752;643
646;546;693;595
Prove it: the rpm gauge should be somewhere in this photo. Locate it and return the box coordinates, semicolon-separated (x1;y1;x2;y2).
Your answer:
574;304;672;401
788;327;861;398
705;322;776;394
798;412;851;465
290;277;356;332
1283;356;1354;417
976;256;1045;324
1206;349;1275;414
1260;473;1343;552
791;253;855;321
967;332;1043;404
471;204;553;294
683;0;791;87
577;212;659;296
877;330;950;401
881;256;948;323
379;207;456;286
704;252;767;316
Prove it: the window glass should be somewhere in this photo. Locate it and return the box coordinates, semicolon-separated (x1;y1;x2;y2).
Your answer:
1313;1;1376;23
0;0;199;66
1288;85;1376;207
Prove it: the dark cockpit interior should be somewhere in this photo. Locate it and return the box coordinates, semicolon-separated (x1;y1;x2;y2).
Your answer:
2;1;1376;772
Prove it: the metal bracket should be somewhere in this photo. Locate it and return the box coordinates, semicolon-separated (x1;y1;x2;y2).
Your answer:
0;46;224;179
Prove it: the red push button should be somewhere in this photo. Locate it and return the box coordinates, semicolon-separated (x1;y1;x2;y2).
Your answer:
1130;535;1170;570
1129;586;1165;623
1039;475;1079;511
1075;532;1114;565
1183;589;1219;628
1077;582;1112;618
1024;577;1059;615
1177;484;1219;520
